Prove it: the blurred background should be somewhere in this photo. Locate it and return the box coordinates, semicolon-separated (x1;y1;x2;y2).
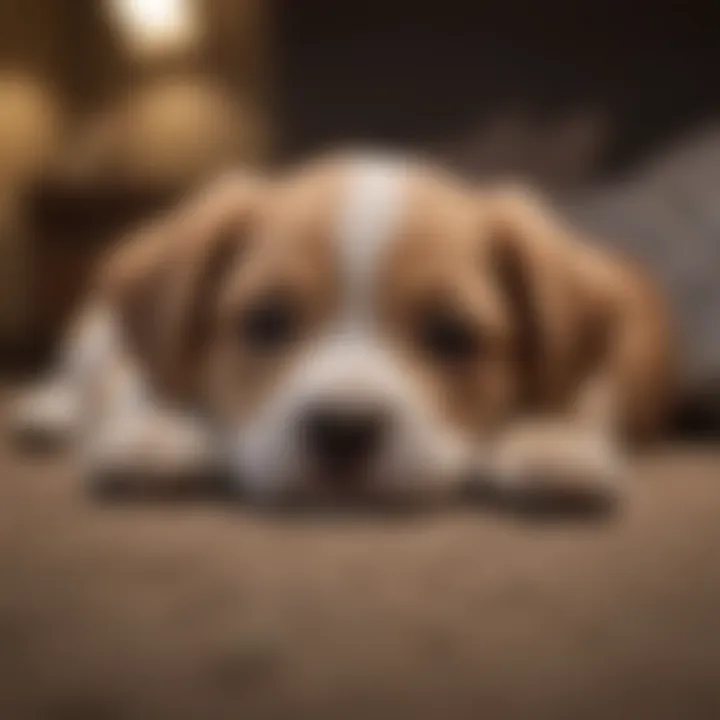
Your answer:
2;0;720;365
4;5;720;720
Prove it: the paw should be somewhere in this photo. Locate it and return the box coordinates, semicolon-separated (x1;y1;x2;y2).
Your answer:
8;381;79;451
490;421;625;514
84;410;222;499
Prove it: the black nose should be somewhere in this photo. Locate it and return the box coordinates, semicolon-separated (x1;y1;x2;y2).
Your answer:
300;404;388;473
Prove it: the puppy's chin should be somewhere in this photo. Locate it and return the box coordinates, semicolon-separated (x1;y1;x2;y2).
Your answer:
228;428;479;509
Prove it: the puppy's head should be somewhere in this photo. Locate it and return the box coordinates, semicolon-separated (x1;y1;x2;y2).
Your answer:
103;154;589;502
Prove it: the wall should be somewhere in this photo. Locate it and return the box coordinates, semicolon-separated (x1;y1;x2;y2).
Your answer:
276;0;720;185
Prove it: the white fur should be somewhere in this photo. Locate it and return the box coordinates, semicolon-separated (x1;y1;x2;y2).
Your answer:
491;418;624;505
11;304;215;489
11;304;119;443
334;156;407;331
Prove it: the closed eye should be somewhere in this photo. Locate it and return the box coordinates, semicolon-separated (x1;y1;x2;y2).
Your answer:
239;293;299;352
417;308;482;364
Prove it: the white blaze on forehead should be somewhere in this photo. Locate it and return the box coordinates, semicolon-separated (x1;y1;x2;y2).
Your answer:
333;157;409;331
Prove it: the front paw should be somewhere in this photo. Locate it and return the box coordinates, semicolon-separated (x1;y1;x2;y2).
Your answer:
8;381;79;452
83;411;223;500
490;421;625;514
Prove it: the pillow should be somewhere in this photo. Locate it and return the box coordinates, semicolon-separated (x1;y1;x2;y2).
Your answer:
563;130;720;430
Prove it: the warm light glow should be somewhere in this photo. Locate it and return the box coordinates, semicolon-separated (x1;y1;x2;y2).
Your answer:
108;0;199;57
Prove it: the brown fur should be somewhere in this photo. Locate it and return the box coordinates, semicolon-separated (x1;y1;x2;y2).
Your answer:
94;156;676;448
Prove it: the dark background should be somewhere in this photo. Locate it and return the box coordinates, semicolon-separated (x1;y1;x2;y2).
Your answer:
277;0;720;180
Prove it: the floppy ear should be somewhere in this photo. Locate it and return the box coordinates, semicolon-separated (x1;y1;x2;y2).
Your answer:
96;173;265;404
484;185;675;437
485;186;611;413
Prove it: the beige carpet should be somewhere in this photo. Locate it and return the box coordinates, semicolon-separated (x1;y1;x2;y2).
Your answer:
2;387;720;720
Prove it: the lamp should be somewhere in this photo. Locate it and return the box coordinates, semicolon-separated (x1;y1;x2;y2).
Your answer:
107;0;199;57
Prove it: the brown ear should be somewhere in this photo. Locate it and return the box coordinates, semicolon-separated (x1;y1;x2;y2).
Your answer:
97;173;265;404
487;186;676;437
485;186;608;413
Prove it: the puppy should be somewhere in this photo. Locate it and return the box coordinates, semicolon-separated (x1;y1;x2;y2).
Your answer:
11;152;676;507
